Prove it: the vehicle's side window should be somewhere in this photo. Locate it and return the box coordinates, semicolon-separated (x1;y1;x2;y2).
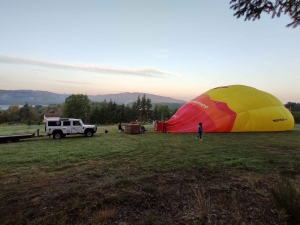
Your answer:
73;121;81;126
48;121;61;126
63;121;71;126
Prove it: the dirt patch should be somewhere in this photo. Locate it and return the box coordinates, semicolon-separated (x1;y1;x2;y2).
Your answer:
0;167;294;225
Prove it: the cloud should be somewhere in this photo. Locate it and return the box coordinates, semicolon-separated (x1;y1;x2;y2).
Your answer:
0;54;179;78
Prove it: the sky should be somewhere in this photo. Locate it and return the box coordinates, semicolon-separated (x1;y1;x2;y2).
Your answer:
0;0;299;103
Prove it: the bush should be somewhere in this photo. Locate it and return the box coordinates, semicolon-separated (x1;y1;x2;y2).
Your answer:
292;112;300;124
271;177;300;223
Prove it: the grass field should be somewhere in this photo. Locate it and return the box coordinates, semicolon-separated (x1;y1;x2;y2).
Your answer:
1;124;300;225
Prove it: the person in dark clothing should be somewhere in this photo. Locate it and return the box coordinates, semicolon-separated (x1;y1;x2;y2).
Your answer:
140;125;147;133
118;123;124;132
162;120;167;133
163;125;167;133
196;122;203;141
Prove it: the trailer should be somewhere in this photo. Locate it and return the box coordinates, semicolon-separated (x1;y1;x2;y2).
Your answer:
0;129;42;143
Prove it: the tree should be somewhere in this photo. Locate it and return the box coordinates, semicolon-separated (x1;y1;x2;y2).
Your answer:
19;102;40;124
7;105;20;123
292;111;300;123
139;94;152;122
230;0;300;28
34;105;44;114
123;104;136;122
47;104;62;114
19;102;31;123
285;102;300;112
107;100;116;123
130;94;153;122
62;94;91;120
171;108;179;116
0;107;5;124
89;104;101;124
152;104;171;121
131;96;141;121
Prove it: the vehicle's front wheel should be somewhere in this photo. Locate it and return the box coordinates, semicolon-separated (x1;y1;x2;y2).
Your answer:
53;131;62;139
85;130;94;137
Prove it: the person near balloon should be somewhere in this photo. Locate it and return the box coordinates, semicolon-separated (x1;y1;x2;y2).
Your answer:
118;123;124;132
196;122;203;141
153;119;157;131
162;120;167;133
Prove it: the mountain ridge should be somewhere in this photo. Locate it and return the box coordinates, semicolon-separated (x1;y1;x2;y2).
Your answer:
0;90;186;105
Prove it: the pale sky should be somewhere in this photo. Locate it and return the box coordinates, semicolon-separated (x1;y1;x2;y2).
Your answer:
0;0;299;103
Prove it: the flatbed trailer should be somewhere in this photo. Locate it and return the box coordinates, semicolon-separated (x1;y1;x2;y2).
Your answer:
0;129;42;143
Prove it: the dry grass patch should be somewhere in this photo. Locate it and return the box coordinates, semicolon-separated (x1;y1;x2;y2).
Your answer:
271;177;300;223
92;208;115;224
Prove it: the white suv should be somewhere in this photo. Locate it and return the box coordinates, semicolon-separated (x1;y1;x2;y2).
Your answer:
45;118;97;139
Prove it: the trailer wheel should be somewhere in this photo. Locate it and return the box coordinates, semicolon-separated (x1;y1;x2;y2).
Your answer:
53;131;62;139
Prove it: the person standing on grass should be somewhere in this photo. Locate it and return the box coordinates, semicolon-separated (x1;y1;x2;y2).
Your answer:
196;122;203;141
162;120;167;133
118;123;124;132
153;118;157;131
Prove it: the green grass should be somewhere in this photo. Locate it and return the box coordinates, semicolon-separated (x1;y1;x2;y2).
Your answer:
1;124;299;174
1;124;300;224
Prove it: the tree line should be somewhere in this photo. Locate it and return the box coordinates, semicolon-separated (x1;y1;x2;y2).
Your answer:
285;102;300;124
0;103;63;125
0;94;178;125
62;94;177;124
1;95;299;125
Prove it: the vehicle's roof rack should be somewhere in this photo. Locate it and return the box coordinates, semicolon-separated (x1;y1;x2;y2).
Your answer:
46;118;79;121
59;118;79;121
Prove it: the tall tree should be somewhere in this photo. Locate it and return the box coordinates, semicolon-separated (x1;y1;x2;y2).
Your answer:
7;105;20;123
124;105;135;122
131;96;141;121
146;97;152;120
0;107;5;123
89;104;101;124
140;94;151;121
230;0;300;28
97;100;108;124
18;102;40;124
19;102;31;123
107;100;117;123
117;104;126;123
152;104;171;121
62;94;91;120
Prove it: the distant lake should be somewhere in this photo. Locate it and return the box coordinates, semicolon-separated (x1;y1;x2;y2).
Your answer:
0;105;23;110
0;105;47;110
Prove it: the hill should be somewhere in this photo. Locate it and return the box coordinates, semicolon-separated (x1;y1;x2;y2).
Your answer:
0;90;186;105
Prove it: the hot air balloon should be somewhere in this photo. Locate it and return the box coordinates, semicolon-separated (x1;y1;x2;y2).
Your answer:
157;85;294;133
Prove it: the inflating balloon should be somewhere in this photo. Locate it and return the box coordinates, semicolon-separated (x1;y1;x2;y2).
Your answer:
157;85;294;132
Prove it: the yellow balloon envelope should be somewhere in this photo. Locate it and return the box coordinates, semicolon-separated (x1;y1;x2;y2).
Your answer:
160;85;294;132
